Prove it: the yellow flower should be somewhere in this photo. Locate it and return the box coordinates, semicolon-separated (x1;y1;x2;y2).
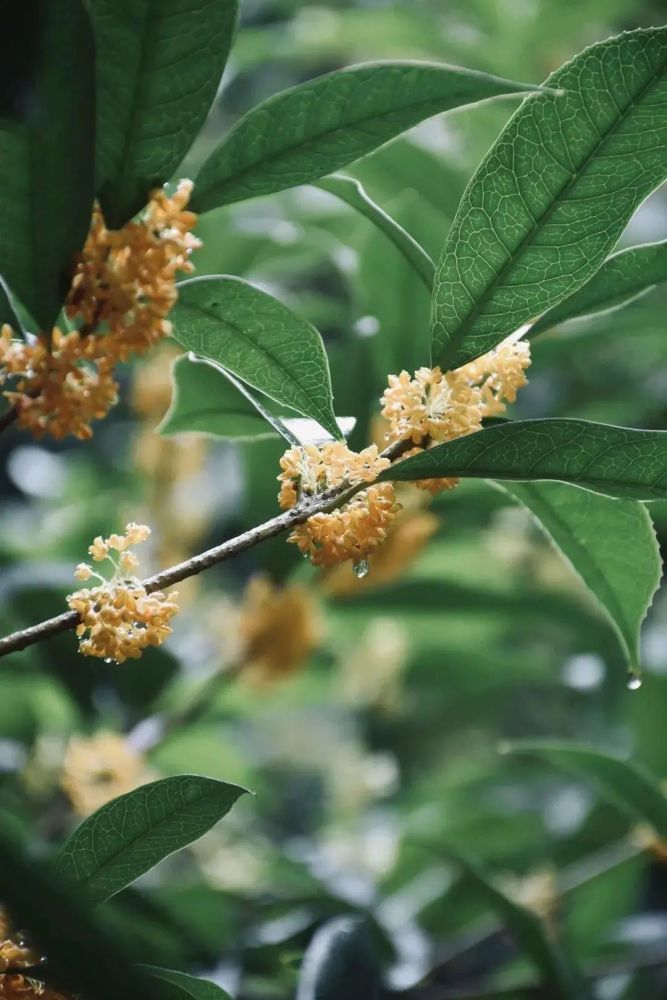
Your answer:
0;326;119;441
381;367;484;445
0;916;40;973
0;182;201;441
322;504;439;595
288;483;399;567
277;441;398;567
88;536;109;561
60;732;146;817
238;575;322;685
459;336;531;416
66;179;201;361
68;523;179;662
381;334;531;495
0;977;71;999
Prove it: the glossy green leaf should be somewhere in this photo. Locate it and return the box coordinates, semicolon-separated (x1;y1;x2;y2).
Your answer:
91;0;238;227
315;174;435;290
431;28;667;367
0;0;95;330
158;354;279;440
192;61;546;211
0;814;163;1000
0;278;21;331
530;240;667;336
381;419;667;500
443;849;580;999
296;916;382;1000
56;775;246;904
172;276;341;440
506;741;667;837
142;966;231;1000
499;482;661;668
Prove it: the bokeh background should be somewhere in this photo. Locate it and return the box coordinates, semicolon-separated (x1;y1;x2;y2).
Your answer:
1;1;667;997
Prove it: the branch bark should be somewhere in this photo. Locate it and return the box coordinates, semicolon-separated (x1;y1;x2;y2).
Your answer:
0;478;368;658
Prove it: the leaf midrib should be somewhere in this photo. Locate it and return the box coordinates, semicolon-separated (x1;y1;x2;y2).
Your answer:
101;0;154;212
437;47;667;365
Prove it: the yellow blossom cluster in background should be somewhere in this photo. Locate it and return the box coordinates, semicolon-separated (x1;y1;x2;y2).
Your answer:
67;523;179;663
60;731;146;817
238;575;322;684
278;442;399;566
0;181;200;440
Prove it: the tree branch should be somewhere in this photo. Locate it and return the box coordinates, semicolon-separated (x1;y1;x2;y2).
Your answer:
0;478;370;659
0;404;18;433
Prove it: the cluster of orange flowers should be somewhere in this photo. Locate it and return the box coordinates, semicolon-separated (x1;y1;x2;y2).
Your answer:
381;336;531;494
278;442;399;566
0;977;68;999
278;336;530;568
67;523;179;663
60;731;145;816
0;181;200;440
0;912;61;1000
238;575;322;684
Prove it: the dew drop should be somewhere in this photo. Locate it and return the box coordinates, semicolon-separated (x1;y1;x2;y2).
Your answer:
627;668;642;691
103;657;116;665
352;558;369;579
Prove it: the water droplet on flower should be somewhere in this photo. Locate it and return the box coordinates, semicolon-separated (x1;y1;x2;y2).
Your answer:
353;558;369;579
627;668;642;691
103;657;115;665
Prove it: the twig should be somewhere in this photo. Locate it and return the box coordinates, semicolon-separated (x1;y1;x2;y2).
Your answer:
0;481;367;658
0;404;18;433
0;439;408;659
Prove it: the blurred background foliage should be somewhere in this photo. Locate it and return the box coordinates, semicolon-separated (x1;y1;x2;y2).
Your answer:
1;1;667;997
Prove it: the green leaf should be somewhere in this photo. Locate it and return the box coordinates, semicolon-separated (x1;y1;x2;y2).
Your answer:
314;174;435;290
506;741;667;837
158;354;279;440
192;61;546;212
530;240;667;336
91;0;238;227
498;482;661;668
142;966;231;1000
56;774;246;904
0;0;95;330
172;276;341;440
431;28;667;367
296;917;382;1000
0;278;22;331
380;419;667;500
441;849;580;1000
0;814;163;1000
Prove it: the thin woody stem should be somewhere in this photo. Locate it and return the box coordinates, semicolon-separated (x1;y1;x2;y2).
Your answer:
0;404;18;433
0;439;408;658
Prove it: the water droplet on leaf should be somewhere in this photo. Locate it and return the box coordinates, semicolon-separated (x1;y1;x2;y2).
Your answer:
352;558;369;579
627;668;642;691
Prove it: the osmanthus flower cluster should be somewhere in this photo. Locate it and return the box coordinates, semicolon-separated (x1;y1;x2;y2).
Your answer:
67;523;179;663
0;181;200;440
0;910;68;1000
277;441;399;567
60;731;145;817
278;335;530;569
238;575;322;684
381;335;531;494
